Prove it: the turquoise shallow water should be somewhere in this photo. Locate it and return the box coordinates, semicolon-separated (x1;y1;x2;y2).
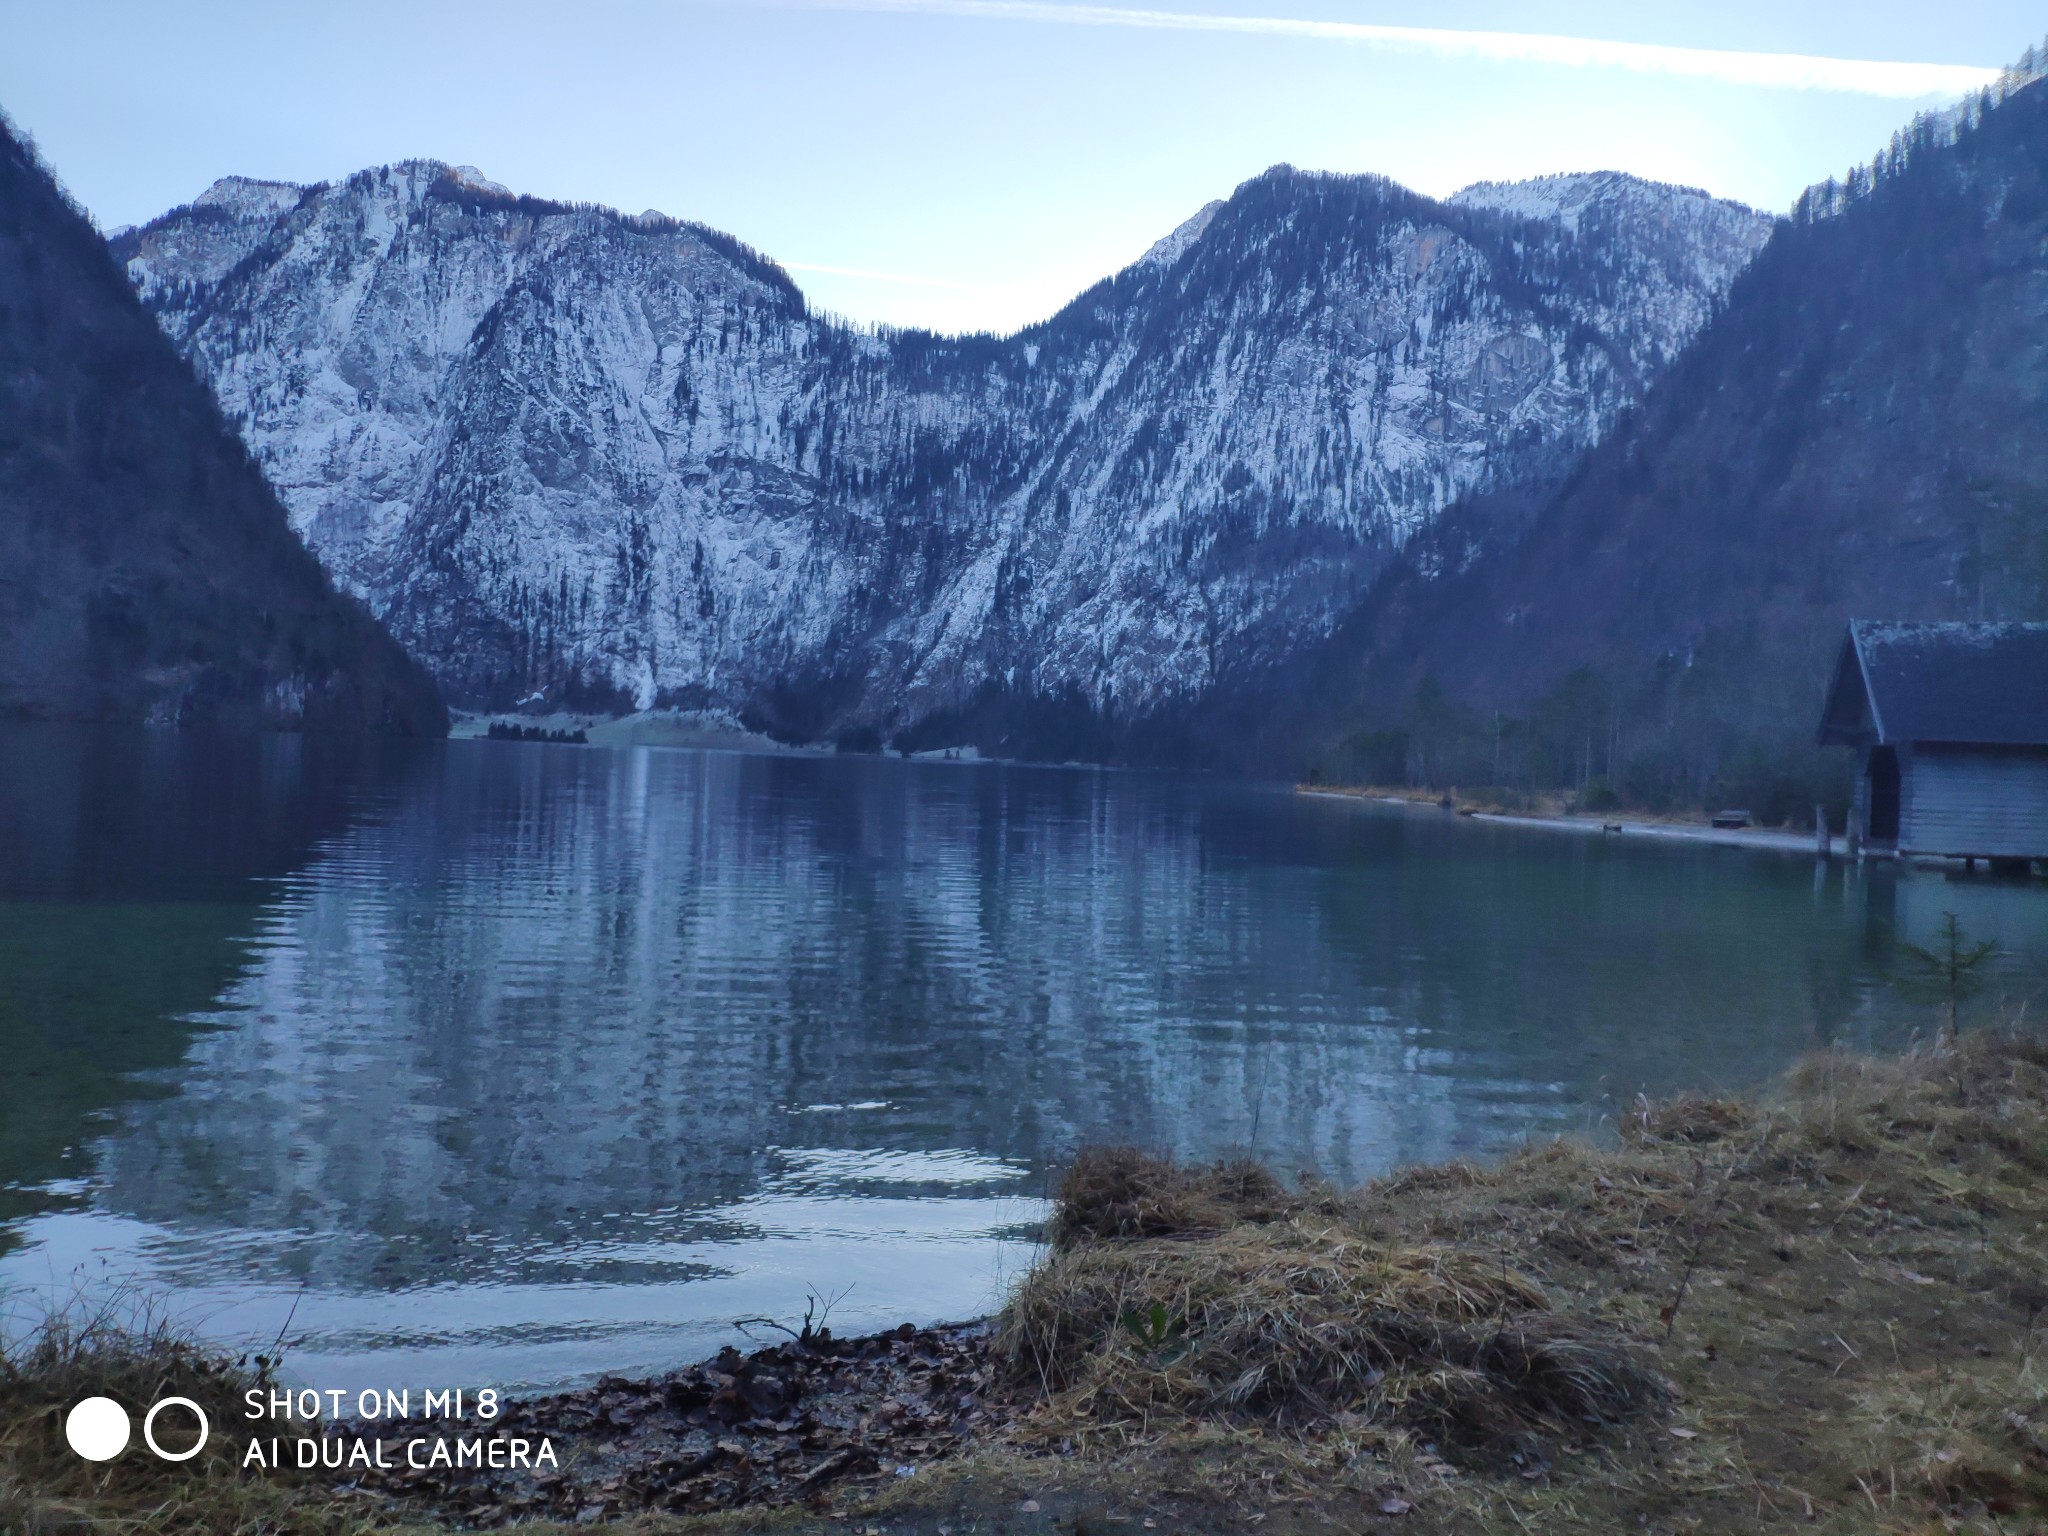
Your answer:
2;724;2043;1393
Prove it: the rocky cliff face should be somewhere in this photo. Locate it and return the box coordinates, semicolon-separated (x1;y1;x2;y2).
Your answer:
0;121;444;735
117;161;1770;739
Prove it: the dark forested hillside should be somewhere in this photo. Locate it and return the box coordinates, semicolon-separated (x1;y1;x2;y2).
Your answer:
0;119;444;734
1272;68;2048;819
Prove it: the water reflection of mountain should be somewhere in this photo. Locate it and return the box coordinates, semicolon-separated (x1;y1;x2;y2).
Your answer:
78;747;2045;1295
0;726;410;1219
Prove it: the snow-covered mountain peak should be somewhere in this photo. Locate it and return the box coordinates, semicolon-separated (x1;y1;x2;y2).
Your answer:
1139;199;1225;268
190;174;303;222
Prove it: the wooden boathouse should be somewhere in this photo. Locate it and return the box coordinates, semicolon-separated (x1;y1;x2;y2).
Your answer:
1818;621;2048;866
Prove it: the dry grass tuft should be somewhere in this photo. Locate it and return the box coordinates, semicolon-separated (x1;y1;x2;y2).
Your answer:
1621;1091;1753;1146
1010;1194;1658;1453
0;1302;369;1535
1047;1146;1290;1247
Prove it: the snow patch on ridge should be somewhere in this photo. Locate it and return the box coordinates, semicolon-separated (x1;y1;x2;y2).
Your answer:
1450;171;1747;231
448;165;513;198
1139;200;1225;268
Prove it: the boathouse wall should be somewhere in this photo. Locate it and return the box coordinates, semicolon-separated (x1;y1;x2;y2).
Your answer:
1901;745;2048;860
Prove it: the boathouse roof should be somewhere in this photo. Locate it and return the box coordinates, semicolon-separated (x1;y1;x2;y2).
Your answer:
1818;621;2048;749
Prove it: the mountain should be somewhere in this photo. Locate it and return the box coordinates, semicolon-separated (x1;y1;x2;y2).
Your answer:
1285;63;2048;814
114;160;1769;745
0;119;444;735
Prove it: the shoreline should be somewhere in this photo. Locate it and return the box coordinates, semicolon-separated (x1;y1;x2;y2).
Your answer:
1297;784;1839;857
335;1319;1008;1526
446;708;1128;772
16;1031;2048;1532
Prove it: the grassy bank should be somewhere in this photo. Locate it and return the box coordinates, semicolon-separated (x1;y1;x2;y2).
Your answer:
989;1032;2048;1532
12;1031;2048;1532
0;1307;360;1534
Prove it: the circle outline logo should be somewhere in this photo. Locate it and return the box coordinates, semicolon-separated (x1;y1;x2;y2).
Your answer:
141;1397;209;1461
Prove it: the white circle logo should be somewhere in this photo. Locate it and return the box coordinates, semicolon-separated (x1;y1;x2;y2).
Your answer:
65;1397;131;1461
142;1397;209;1462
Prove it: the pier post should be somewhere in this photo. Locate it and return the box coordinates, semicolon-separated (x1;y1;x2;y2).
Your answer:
1815;804;1831;860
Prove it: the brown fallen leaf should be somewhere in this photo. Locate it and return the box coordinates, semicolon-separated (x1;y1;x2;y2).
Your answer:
1379;1496;1411;1515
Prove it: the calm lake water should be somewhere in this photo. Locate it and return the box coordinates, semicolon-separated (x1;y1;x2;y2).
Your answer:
2;723;2044;1393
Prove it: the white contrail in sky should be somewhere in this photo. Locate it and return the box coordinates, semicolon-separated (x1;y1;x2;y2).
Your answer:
769;0;2000;98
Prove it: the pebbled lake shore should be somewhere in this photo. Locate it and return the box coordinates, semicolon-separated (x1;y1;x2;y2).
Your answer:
339;1320;1010;1526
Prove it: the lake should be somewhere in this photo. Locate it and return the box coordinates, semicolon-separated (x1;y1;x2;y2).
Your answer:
2;723;2043;1394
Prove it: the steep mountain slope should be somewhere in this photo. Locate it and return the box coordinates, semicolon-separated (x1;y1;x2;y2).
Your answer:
0;122;444;733
1286;68;2048;804
116;162;1769;739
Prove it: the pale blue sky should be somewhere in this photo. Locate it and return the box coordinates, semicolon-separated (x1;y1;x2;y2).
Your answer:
1;2;2040;331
